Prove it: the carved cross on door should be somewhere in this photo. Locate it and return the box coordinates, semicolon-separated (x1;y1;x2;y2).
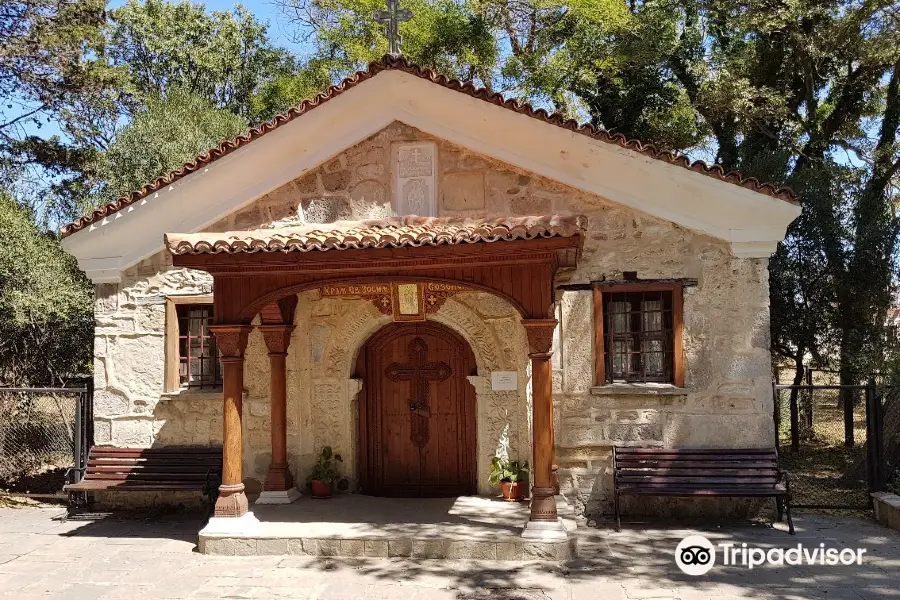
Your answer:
385;337;451;447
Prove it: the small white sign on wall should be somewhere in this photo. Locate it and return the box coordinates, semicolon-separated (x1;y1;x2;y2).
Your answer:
491;371;518;391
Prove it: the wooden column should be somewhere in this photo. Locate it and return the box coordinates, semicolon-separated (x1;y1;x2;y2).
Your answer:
208;324;252;517
259;325;295;492
523;318;559;523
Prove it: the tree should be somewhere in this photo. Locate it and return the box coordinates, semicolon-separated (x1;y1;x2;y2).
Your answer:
93;87;247;204
279;0;499;86
0;0;115;220
14;0;292;223
107;0;296;119
0;190;92;385
250;58;334;121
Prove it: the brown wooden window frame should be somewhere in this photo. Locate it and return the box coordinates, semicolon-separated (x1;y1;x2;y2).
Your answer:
164;295;220;393
593;282;684;387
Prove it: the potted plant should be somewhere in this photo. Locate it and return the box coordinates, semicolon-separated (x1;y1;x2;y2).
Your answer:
489;457;530;502
306;446;348;499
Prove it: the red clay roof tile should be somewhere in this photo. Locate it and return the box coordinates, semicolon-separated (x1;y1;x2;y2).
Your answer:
165;214;586;255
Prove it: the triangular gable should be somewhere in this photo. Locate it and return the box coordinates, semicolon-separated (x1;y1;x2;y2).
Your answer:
61;55;801;282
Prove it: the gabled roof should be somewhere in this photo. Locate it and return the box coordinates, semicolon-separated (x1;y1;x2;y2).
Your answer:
165;214;586;255
61;55;796;238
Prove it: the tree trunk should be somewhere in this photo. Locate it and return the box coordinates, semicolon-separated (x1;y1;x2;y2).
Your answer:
839;335;857;447
788;352;805;451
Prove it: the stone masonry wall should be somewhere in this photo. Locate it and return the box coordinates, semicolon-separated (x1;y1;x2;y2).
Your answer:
94;121;773;515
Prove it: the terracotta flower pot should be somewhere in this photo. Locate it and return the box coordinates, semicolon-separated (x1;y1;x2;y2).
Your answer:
500;480;524;502
310;479;333;499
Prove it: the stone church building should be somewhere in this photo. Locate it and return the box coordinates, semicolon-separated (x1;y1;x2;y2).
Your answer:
61;56;800;545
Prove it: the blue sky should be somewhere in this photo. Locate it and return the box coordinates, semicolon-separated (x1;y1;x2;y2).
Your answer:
108;0;309;54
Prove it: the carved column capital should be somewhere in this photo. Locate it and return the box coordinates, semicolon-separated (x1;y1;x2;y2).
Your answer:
259;324;295;355
209;325;253;361
522;319;557;358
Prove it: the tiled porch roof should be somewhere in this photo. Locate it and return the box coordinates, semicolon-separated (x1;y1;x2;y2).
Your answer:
165;214;586;255
62;55;796;238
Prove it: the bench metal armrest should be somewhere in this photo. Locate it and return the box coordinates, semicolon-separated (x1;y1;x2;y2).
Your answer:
777;470;792;493
65;467;86;485
612;449;619;488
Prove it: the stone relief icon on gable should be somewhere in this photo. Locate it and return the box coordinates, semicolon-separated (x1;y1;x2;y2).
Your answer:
402;179;429;215
395;142;436;216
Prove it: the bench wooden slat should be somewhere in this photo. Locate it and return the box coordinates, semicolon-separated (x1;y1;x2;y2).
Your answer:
617;488;787;496
614;448;777;455
616;455;778;466
617;476;779;485
617;469;778;478
615;460;777;469
65;446;222;494
82;472;212;481
67;481;206;492
612;446;794;534
91;446;222;453
86;465;217;474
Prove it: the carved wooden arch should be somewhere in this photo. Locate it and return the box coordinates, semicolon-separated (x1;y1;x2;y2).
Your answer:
258;295;298;326
236;275;529;324
334;298;514;380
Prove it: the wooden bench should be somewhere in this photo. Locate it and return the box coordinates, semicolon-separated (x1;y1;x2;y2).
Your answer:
64;446;222;517
612;447;794;534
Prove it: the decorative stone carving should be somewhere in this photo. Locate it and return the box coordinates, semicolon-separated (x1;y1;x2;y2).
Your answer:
95;283;119;315
395;142;436;216
311;380;345;452
302;197;351;224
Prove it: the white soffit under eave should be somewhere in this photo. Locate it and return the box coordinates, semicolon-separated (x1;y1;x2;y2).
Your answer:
61;69;800;282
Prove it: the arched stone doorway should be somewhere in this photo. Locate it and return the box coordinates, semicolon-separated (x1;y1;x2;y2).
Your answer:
356;321;477;497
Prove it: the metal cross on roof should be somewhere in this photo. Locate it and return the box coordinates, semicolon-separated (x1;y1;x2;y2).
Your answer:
374;0;413;56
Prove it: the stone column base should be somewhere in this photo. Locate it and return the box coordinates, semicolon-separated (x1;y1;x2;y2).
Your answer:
200;511;261;536
255;487;302;505
214;484;249;517
521;517;568;541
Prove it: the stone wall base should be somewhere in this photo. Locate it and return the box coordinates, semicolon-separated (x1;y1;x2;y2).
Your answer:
872;492;900;532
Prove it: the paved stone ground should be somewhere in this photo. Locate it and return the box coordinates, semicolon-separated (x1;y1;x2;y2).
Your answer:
0;505;898;600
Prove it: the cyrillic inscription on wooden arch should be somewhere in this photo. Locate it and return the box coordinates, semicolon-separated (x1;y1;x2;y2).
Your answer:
319;281;472;319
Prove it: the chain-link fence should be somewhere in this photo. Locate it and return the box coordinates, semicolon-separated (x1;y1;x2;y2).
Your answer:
878;387;900;495
0;387;91;495
775;384;871;509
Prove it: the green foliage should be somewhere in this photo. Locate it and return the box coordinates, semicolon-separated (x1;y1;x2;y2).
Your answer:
92;87;247;204
489;457;529;484
306;446;349;489
280;0;498;84
0;0;116;220
107;0;295;118
0;191;92;385
250;59;334;121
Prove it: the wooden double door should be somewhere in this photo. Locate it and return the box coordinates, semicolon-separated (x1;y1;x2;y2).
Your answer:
357;322;477;497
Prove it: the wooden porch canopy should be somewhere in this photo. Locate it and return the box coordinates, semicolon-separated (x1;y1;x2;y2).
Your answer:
165;214;585;526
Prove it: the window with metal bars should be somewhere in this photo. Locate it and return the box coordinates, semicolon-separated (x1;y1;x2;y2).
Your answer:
603;290;674;383
177;304;221;389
